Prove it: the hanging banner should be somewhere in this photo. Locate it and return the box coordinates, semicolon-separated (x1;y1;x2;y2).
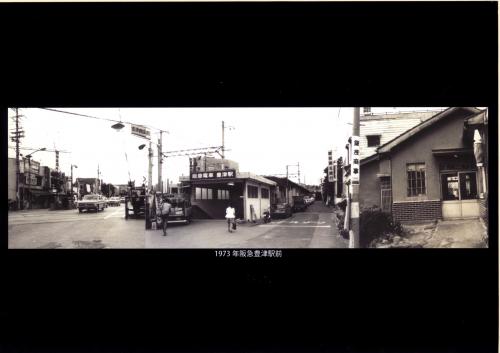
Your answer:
351;136;360;184
131;124;151;140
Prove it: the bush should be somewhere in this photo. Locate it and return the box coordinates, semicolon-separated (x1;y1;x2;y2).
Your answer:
360;206;405;248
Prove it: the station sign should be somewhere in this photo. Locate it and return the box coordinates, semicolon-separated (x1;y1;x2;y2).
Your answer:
191;169;236;180
131;124;151;140
351;136;360;184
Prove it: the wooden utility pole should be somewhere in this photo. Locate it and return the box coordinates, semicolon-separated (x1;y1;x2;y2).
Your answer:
221;121;225;159
12;109;24;210
158;131;163;193
349;108;361;248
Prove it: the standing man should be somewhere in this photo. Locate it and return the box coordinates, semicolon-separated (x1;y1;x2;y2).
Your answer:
160;195;172;236
225;203;236;233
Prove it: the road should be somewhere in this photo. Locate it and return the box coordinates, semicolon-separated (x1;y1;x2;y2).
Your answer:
9;201;347;249
8;204;145;249
145;201;347;248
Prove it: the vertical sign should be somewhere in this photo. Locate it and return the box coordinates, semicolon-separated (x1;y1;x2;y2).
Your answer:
351;136;360;184
327;150;334;182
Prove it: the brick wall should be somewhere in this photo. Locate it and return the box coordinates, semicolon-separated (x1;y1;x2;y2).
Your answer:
392;200;441;223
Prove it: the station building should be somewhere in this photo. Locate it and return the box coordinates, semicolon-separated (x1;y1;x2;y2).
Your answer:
181;156;276;221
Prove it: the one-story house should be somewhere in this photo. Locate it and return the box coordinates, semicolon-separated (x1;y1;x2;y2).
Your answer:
359;107;488;223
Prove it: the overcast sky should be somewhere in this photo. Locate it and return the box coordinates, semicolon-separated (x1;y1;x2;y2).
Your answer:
7;107;445;187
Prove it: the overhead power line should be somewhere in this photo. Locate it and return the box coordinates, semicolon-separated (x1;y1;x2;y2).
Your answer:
37;108;169;134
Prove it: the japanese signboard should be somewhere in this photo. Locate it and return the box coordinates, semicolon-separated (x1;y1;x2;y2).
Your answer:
351;136;360;184
21;159;40;175
131;124;151;140
191;169;236;180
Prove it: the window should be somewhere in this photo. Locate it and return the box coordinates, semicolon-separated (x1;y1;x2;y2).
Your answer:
195;187;214;200
407;163;426;196
366;135;381;147
261;188;269;199
217;189;229;200
247;185;258;198
441;172;478;200
363;107;371;114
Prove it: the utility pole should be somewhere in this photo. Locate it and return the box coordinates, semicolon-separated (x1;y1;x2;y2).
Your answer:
286;165;289;204
148;141;153;193
158;131;163;193
11;109;24;210
221;121;225;159
350;108;361;248
97;164;100;194
27;156;32;209
297;162;300;184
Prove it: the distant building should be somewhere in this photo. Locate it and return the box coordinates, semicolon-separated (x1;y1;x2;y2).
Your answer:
189;156;239;173
76;177;100;198
262;176;310;205
8;157;69;209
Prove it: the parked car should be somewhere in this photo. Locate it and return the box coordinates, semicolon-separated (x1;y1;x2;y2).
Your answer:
102;197;108;208
120;196;126;203
77;194;107;213
108;197;121;206
271;203;292;218
292;196;307;212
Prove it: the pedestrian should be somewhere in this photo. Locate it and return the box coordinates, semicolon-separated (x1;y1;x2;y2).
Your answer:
225;203;236;233
160;195;172;236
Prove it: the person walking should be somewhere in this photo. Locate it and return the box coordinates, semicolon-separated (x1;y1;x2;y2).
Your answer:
160;195;172;236
225;203;236;233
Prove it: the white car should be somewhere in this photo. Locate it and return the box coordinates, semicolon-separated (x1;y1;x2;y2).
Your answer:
77;194;107;213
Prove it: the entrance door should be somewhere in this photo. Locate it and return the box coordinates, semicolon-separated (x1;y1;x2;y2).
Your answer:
441;171;479;219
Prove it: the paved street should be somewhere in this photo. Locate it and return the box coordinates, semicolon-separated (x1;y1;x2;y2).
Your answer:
9;201;347;249
145;201;347;248
8;205;144;248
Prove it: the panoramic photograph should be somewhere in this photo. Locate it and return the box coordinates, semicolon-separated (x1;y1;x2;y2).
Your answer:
7;107;489;249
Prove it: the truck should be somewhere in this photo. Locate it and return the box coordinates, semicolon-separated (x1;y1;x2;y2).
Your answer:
124;183;146;219
153;193;192;226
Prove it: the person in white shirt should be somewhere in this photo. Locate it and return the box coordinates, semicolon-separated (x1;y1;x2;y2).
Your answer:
225;203;236;233
160;196;172;236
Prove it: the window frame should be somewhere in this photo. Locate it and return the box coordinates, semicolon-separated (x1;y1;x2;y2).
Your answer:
366;134;381;147
406;163;427;197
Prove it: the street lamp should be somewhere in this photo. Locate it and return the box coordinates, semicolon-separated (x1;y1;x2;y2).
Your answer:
71;164;78;202
25;147;46;209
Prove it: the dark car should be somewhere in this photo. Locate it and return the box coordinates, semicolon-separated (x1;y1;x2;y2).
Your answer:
271;203;292;218
292;196;307;212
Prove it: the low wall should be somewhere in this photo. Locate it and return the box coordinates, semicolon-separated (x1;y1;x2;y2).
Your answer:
392;200;442;223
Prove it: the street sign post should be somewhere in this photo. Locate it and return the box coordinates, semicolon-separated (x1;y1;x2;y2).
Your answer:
131;124;151;140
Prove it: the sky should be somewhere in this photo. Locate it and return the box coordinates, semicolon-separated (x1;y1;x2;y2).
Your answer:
7;107;446;187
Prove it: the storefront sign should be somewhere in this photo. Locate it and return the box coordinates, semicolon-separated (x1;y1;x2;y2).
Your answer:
351;136;360;184
131;124;151;140
22;159;40;174
191;169;236;180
